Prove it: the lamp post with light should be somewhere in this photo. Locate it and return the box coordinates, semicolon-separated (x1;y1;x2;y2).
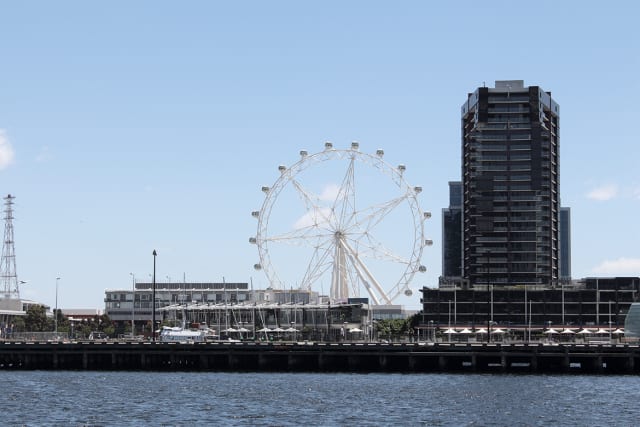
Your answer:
130;273;136;338
55;277;61;335
152;250;157;342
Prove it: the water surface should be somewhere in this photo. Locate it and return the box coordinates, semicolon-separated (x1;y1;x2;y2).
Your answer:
5;371;639;426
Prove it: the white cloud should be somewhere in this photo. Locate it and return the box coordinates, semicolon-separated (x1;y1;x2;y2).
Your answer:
292;184;342;228
592;257;640;275
586;184;618;201
289;184;348;229
294;207;332;229
319;183;341;202
0;129;15;170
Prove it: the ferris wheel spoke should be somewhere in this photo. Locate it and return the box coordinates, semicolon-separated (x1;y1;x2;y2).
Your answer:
332;155;357;229
344;233;410;265
266;227;334;247
344;194;408;237
290;178;334;227
299;243;336;288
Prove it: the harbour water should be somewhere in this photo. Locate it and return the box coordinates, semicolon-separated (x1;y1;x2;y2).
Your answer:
4;371;639;426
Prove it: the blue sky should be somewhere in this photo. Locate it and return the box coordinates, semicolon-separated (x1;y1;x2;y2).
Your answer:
1;1;639;310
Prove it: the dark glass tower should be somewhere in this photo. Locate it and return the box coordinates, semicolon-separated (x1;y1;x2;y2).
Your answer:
559;207;571;281
442;181;462;279
460;80;560;288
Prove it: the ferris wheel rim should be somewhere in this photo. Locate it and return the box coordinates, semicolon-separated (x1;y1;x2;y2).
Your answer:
252;145;428;304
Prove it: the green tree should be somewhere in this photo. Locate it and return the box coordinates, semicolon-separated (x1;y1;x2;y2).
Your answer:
12;316;25;333
24;305;51;331
375;318;409;342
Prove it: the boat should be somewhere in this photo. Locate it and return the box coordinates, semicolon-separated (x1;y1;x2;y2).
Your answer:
159;317;218;343
159;326;207;343
159;306;218;342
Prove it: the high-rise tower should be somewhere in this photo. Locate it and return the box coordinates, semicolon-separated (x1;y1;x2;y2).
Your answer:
460;80;560;288
1;194;20;299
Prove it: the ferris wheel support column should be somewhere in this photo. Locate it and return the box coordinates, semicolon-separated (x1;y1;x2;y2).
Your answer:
331;233;349;302
342;239;392;305
346;252;382;305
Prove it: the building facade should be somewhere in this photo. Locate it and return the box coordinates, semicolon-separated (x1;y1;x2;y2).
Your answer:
441;181;462;281
559;207;571;280
105;281;253;326
422;277;640;328
461;80;560;288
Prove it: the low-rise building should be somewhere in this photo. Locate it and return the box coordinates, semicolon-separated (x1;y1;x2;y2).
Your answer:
420;276;640;329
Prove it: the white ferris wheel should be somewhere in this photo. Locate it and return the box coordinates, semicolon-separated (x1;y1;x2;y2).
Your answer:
250;142;432;305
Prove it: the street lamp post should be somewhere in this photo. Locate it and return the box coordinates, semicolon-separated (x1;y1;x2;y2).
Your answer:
609;300;612;343
448;300;452;343
55;277;61;336
561;281;565;326
486;251;491;343
152;250;157;342
429;320;434;342
130;273;136;338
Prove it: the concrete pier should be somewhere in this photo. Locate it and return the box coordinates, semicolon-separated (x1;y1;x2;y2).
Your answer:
1;341;640;374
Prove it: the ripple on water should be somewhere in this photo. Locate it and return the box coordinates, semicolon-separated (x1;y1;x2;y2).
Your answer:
3;372;640;426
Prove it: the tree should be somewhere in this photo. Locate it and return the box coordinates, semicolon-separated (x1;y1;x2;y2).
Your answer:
24;305;51;331
375;318;409;342
12;316;25;333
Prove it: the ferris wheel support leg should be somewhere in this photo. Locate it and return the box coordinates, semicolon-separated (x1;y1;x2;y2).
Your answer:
342;239;392;305
348;255;381;305
331;239;349;301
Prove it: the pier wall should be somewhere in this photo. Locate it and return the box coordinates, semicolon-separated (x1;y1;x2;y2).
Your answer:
1;341;639;374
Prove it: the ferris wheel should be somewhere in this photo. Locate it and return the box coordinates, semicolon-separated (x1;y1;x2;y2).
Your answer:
250;142;432;305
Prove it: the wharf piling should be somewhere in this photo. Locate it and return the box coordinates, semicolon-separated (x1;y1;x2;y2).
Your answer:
1;341;640;374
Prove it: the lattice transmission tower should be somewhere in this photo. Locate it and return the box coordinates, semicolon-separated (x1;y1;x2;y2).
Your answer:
1;194;20;299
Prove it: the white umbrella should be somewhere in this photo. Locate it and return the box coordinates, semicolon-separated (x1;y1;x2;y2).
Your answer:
442;328;457;334
349;328;363;333
237;327;250;332
257;327;272;333
223;328;237;333
561;328;575;334
544;328;560;334
596;328;610;334
577;328;592;334
285;327;297;332
475;328;488;334
459;328;473;334
492;328;506;334
272;327;285;332
612;328;625;334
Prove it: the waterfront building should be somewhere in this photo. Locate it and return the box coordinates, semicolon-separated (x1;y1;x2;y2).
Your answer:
104;281;329;335
461;80;561;287
0;297;51;338
105;282;412;340
422;276;639;328
105;281;253;330
423;81;597;329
